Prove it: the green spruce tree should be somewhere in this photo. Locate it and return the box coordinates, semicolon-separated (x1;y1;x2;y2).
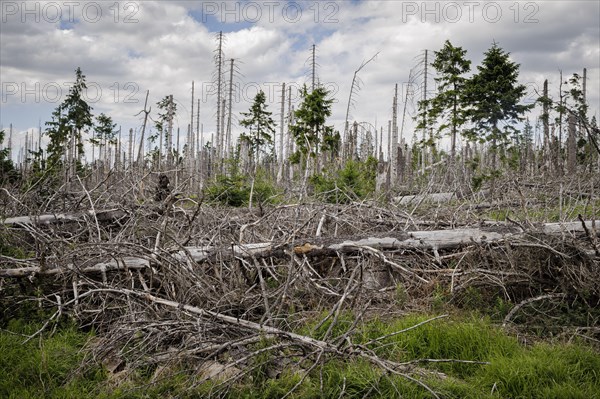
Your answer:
239;90;276;166
290;85;337;169
426;40;471;162
560;73;598;162
149;95;177;167
91;113;117;163
464;43;532;170
45;67;93;173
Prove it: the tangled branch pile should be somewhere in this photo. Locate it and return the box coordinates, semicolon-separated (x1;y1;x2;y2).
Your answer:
1;185;599;396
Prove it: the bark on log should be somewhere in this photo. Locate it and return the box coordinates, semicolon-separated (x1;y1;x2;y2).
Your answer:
394;192;457;205
3;209;129;225
393;190;489;205
1;220;598;278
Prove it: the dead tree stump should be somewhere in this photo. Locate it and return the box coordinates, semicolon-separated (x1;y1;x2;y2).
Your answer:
154;174;171;202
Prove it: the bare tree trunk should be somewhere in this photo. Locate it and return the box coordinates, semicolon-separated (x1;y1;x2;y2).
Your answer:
158;123;163;172
221;99;226;151
287;90;294;182
352;122;358;160
277;83;285;183
343;52;379;158
115;127;122;172
215;31;224;164
7;124;13;161
199;99;204;191
557;71;564;176
542;79;550;172
391;84;399;185
421;49;428;175
4;219;598;278
567;114;577;174
551;126;560;175
226;59;234;159
136;90;150;170
190;81;195;164
167;95;174;168
311;44;316;91
380;127;384;162
128;128;133;169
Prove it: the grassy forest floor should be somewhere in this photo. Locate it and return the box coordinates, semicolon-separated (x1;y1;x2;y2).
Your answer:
1;313;599;399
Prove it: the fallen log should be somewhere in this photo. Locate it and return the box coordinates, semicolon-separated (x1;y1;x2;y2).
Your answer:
0;256;152;278
2;209;129;226
1;220;598;278
393;192;457;205
393;189;490;205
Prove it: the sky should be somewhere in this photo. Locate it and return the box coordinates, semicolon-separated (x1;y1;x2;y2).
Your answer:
1;0;599;162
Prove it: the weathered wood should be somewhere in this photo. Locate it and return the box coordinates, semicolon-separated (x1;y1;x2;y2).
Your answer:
3;209;128;225
0;256;151;277
393;189;490;205
394;192;457;205
1;220;598;278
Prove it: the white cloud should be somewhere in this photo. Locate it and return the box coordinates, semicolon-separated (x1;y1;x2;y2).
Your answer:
1;0;598;160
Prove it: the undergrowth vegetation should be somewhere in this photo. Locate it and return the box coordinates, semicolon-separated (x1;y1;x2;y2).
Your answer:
206;169;280;207
485;197;600;222
205;157;378;206
2;313;598;398
310;157;377;203
0;320;102;399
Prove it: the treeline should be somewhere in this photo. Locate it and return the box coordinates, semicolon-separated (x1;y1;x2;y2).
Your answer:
411;40;598;188
1;40;598;207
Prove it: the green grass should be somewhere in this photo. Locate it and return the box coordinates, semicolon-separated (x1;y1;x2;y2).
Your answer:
291;313;600;398
0;319;104;399
478;343;600;399
1;314;599;398
361;315;521;376
485;199;600;222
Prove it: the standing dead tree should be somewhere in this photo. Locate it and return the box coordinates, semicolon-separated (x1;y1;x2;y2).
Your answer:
343;52;379;159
